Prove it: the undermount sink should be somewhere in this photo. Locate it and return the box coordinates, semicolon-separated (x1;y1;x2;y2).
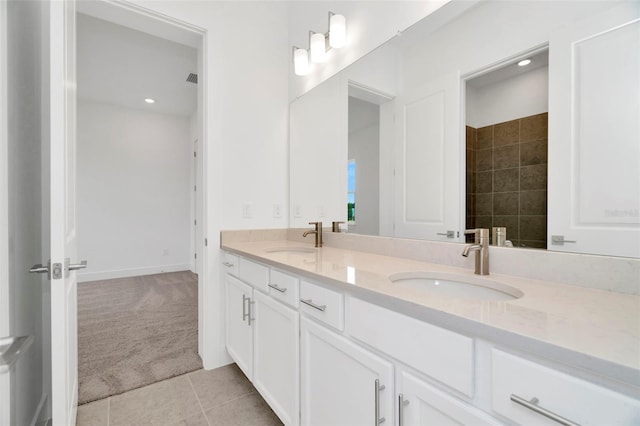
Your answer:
264;246;316;254
388;272;523;301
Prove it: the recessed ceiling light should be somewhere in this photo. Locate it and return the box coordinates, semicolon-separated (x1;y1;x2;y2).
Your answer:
518;59;532;67
144;98;155;104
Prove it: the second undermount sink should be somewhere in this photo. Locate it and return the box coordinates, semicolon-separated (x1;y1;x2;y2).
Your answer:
389;272;523;301
264;246;316;254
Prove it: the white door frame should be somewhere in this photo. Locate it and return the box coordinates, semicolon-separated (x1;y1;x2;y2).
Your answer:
0;0;11;422
74;0;210;361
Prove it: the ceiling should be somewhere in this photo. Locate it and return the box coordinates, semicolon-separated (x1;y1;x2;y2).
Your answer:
77;13;197;117
467;50;549;89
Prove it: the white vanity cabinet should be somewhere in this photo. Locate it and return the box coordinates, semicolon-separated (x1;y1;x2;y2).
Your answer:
491;349;640;425
398;370;501;426
300;317;394;426
253;290;299;426
223;256;300;425
225;274;254;379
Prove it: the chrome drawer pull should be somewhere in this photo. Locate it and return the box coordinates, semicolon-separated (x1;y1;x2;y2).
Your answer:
268;283;287;293
242;294;250;322
223;262;235;267
375;379;386;425
300;298;326;312
398;393;409;426
510;394;579;426
248;300;255;326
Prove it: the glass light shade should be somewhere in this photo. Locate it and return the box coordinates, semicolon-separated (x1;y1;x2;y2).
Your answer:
294;48;309;76
329;14;346;48
310;32;326;63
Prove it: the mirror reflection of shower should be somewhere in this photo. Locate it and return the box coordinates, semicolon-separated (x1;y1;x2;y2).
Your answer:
465;49;549;249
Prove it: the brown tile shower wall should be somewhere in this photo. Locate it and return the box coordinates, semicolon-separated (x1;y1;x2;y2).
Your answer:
465;113;548;248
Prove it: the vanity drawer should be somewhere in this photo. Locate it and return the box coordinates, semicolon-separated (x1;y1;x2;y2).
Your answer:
238;257;269;293
299;281;344;331
268;269;299;308
491;349;640;425
346;297;474;397
222;252;239;276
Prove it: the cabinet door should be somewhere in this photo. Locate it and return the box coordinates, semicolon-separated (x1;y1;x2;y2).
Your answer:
253;291;300;426
398;370;501;426
300;317;393;426
548;3;640;257
225;274;253;380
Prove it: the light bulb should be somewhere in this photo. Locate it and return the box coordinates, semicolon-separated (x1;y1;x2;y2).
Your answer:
144;98;155;104
310;32;326;63
329;13;346;48
294;48;309;76
518;59;532;67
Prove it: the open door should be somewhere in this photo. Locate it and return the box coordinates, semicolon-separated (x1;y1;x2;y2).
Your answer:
50;1;82;424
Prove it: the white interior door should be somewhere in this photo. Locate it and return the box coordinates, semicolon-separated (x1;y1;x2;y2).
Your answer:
394;72;461;241
548;3;640;258
50;1;79;425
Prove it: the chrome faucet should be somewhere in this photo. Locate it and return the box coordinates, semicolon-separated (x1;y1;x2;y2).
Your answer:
303;221;323;247
462;228;489;275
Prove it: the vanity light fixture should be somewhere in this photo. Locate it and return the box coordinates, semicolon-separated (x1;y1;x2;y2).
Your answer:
293;11;346;76
310;31;327;63
329;12;346;48
518;59;532;67
293;47;310;76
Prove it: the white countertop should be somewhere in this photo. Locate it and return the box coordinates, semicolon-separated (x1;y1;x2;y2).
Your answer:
221;239;640;385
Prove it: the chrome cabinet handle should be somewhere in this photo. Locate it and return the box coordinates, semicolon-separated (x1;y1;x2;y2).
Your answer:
223;261;235;267
268;283;287;293
300;298;326;312
68;260;87;271
510;394;579;426
248;300;255;326
242;294;249;322
375;379;386;425
398;393;409;426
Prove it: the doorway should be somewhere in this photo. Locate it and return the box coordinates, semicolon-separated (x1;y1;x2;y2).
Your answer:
74;3;206;405
463;49;549;248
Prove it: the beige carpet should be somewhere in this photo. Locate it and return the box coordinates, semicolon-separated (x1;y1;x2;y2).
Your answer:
77;271;203;404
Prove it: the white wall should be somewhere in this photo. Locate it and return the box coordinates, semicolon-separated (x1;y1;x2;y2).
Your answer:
77;100;192;282
348;98;379;236
128;0;290;368
4;0;49;424
466;65;548;128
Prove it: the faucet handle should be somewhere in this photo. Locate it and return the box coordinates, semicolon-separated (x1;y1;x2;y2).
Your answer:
332;221;345;232
308;221;322;229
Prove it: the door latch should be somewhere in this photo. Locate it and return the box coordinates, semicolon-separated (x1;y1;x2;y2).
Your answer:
29;260;62;279
29;259;87;280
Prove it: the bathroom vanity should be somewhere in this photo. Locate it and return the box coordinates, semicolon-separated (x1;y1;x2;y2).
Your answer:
221;231;640;425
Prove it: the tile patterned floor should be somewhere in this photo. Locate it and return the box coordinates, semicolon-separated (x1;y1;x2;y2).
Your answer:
76;364;283;426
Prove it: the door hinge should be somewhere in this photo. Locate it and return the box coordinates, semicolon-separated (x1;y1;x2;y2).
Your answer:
194;219;197;226
194;151;196;158
205;238;208;247
194;185;196;192
194;253;197;259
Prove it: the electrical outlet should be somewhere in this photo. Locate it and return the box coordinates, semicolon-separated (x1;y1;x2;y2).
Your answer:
242;203;252;218
273;204;282;218
293;205;302;218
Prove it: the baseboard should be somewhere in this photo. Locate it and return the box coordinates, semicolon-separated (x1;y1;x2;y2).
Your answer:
77;263;191;282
